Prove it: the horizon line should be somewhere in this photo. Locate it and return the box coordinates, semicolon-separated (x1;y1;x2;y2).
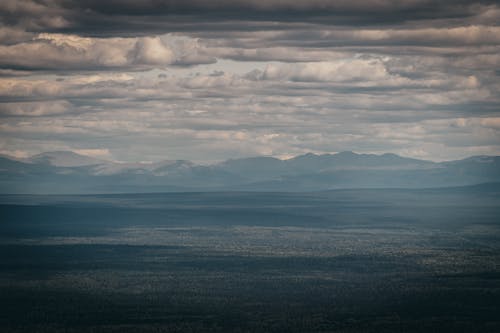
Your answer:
1;149;497;166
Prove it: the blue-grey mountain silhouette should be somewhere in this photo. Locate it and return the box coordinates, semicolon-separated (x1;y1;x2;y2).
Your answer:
1;151;499;193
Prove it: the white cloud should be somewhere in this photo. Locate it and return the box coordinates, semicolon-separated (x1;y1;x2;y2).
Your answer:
480;118;500;130
131;36;176;66
73;149;111;159
257;59;393;82
0;34;213;70
329;25;500;46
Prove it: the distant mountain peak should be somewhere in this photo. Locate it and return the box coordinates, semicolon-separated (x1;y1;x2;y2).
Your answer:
26;151;107;167
336;151;357;156
381;152;398;157
302;152;319;157
1;151;499;194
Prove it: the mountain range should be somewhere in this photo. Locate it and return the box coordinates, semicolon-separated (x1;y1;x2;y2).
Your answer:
0;151;499;194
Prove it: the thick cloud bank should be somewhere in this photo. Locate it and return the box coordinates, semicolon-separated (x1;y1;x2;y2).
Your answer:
0;0;499;162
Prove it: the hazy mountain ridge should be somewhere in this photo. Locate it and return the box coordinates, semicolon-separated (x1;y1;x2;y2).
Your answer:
1;151;499;194
24;151;107;167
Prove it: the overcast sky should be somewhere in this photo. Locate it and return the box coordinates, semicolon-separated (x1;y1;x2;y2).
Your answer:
0;0;499;162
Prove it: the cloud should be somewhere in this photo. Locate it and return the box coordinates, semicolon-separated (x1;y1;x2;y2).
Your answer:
480;117;500;130
180;72;242;89
0;100;72;116
73;148;111;159
0;26;33;44
0;149;30;159
255;59;393;83
0;34;213;71
198;25;500;49
0;62;497;162
130;36;176;66
57;0;495;27
0;0;499;162
0;34;136;70
0;0;70;31
2;1;496;42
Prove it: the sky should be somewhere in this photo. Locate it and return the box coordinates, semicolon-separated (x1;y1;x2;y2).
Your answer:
0;0;499;163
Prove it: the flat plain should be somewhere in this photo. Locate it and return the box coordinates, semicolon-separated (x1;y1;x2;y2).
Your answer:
1;186;500;332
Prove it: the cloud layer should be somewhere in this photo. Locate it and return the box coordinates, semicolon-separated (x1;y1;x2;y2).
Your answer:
0;0;499;162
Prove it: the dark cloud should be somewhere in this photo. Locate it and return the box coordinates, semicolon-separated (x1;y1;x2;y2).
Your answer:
62;0;494;25
2;0;498;36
